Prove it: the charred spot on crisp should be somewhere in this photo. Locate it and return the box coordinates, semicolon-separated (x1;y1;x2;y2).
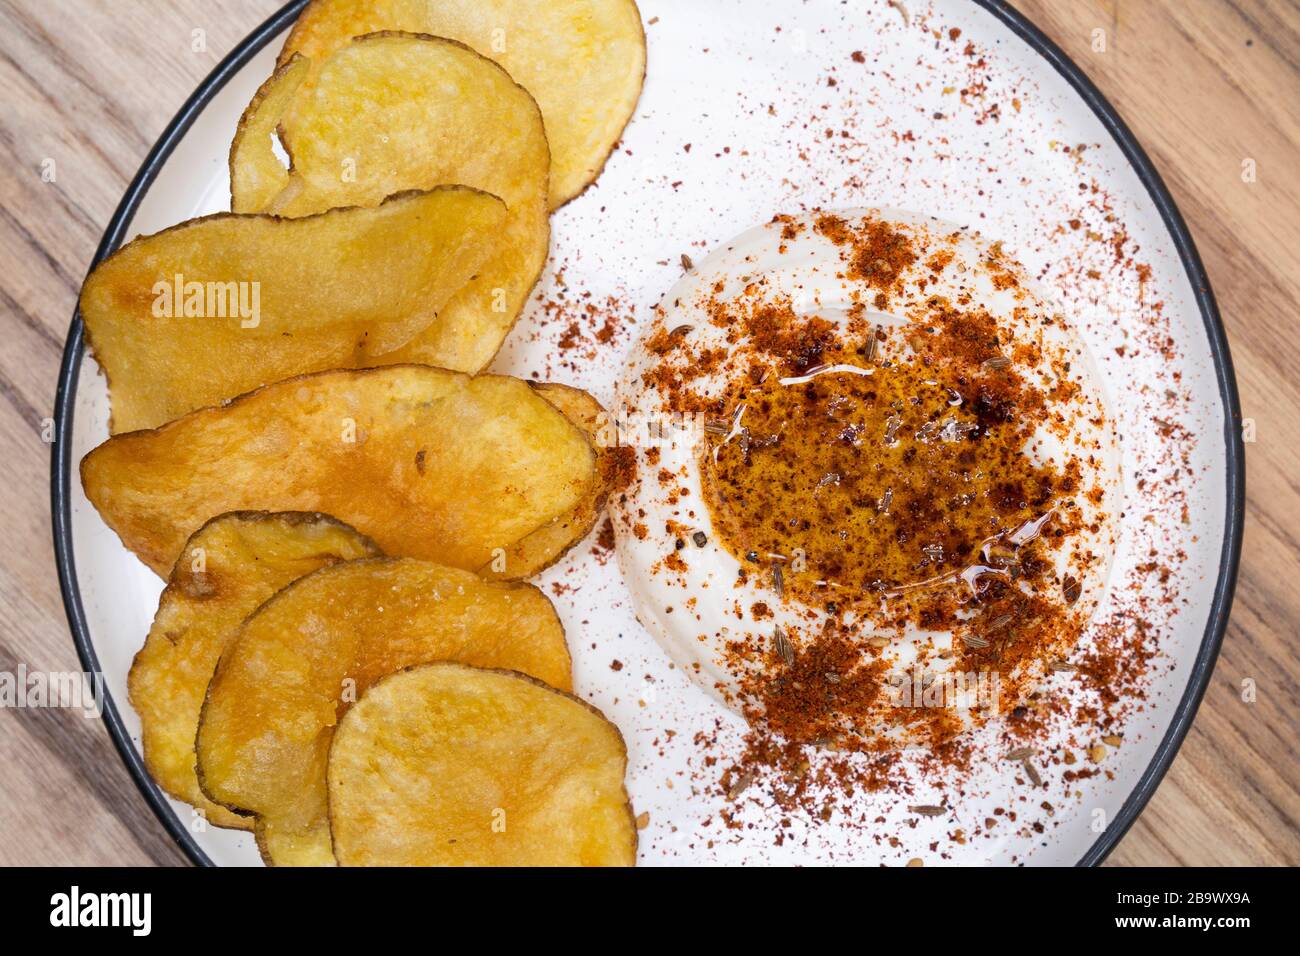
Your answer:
180;570;218;599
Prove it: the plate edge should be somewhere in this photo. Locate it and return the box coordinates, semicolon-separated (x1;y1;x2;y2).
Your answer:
50;0;310;869
973;0;1245;867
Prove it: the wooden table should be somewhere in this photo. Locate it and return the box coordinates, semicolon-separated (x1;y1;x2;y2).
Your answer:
0;0;1294;867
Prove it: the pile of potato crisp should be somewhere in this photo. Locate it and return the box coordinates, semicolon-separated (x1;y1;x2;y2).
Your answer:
78;0;646;867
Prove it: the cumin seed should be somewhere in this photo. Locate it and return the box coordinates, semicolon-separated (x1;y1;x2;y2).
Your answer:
773;626;795;666
726;771;754;800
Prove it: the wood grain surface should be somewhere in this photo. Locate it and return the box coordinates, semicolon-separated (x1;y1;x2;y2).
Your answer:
0;0;1295;867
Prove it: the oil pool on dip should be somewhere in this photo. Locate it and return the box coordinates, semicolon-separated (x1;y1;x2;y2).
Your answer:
612;209;1120;750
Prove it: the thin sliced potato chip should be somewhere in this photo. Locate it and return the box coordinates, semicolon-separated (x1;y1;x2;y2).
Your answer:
128;511;379;830
80;366;597;577
233;32;549;374
227;54;308;213
196;558;571;866
328;663;637;866
277;0;646;208
81;187;506;433
479;382;623;579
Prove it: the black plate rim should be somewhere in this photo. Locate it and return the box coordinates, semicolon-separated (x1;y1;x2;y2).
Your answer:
50;0;311;868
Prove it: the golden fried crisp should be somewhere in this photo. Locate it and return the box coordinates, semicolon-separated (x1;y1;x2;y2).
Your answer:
232;33;549;374
227;54;309;213
276;0;646;208
196;558;571;866
328;663;637;866
81;366;596;577
80;186;506;434
128;511;379;830
479;382;618;579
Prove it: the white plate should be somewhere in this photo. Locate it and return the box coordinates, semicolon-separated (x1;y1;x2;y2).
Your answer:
53;0;1242;866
